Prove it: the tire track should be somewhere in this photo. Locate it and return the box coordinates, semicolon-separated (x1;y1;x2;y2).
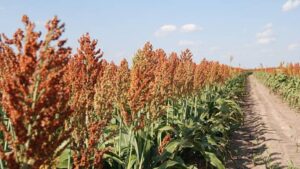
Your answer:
227;75;300;168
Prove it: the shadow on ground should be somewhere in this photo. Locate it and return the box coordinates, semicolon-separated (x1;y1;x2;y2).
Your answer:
226;79;286;169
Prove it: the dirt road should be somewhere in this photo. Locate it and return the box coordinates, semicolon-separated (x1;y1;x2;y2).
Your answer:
227;75;300;168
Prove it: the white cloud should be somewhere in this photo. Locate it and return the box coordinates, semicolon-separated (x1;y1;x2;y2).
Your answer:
178;40;195;46
256;23;276;45
154;23;203;37
154;24;177;37
160;24;177;32
282;0;300;12
288;43;300;50
181;24;202;32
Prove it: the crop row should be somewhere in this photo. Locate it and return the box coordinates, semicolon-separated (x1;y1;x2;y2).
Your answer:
254;62;300;77
254;72;300;109
0;16;246;169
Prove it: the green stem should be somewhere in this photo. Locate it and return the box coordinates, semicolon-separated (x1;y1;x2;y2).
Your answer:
67;148;71;169
184;98;188;122
0;114;11;169
166;100;169;125
126;127;134;169
0;160;4;169
194;96;198;117
138;140;146;169
118;109;122;157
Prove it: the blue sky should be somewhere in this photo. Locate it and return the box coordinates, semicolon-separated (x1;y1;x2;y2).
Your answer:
0;0;299;68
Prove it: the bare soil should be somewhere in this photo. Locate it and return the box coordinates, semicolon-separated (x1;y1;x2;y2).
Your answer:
227;75;300;168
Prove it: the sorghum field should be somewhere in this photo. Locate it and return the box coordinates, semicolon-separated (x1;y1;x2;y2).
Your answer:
0;16;246;169
0;4;300;169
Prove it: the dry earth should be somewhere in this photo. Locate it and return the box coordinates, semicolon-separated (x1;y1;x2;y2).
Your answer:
227;75;300;169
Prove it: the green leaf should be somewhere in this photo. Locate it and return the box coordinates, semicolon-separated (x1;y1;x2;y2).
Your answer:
164;140;180;153
158;126;176;133
205;152;225;169
56;149;71;169
103;152;125;166
127;154;137;169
